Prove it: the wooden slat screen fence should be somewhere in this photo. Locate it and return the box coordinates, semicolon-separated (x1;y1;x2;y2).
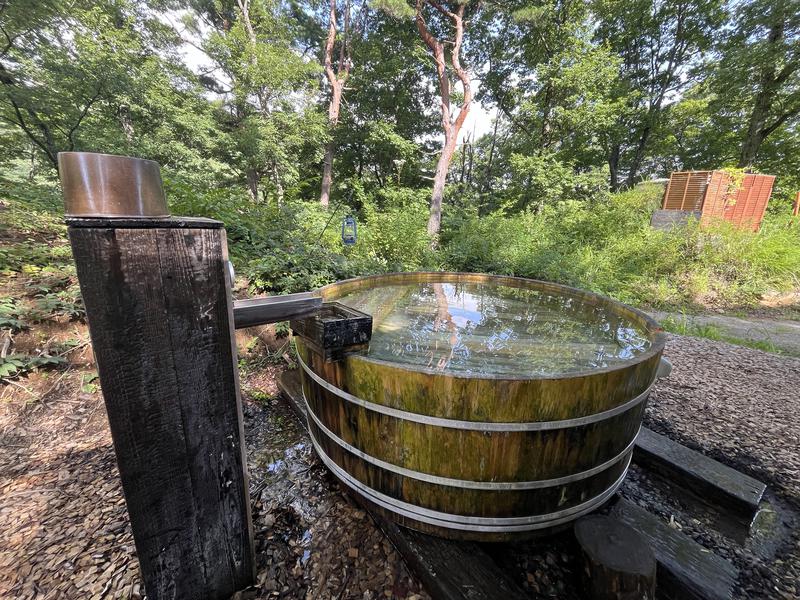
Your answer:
662;171;710;211
661;171;775;231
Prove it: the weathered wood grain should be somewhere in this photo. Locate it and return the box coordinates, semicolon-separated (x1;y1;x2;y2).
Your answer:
68;220;254;600
289;302;372;349
634;428;766;520
378;520;529;600
575;514;656;600
277;369;307;420
611;498;737;600
233;292;322;329
294;272;665;540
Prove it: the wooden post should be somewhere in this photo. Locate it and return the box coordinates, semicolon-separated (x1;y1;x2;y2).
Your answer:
60;153;254;599
575;514;656;600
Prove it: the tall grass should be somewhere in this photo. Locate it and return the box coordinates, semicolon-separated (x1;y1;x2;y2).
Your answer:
442;183;800;309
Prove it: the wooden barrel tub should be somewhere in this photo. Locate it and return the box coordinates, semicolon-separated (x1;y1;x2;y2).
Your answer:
294;272;667;541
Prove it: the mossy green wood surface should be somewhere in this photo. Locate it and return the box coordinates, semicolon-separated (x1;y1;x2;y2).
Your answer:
308;417;632;517
300;339;643;481
297;273;665;539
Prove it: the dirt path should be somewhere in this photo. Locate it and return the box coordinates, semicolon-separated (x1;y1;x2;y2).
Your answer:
650;311;800;356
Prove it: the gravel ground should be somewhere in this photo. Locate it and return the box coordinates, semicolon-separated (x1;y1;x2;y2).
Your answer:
0;365;427;600
641;334;800;599
2;332;799;599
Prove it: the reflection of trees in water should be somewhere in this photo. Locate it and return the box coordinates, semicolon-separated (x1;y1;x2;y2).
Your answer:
337;282;651;375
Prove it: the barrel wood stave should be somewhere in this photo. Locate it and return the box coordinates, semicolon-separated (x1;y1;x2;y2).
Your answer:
295;272;666;540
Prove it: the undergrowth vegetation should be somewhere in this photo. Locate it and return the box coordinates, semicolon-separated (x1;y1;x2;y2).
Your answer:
2;175;799;329
164;177;800;310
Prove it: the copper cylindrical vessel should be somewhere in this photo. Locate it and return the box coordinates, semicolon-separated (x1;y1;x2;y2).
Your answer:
58;152;169;218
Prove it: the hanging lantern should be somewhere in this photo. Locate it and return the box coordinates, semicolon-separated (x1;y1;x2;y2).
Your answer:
342;214;357;246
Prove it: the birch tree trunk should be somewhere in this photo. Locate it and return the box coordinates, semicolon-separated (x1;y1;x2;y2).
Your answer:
320;0;352;207
416;0;472;244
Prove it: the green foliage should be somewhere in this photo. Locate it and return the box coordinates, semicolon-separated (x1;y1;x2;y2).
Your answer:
0;297;28;332
507;152;610;211
351;188;438;270
443;182;800;308
0;353;67;381
0;0;797;319
28;290;85;322
81;371;99;394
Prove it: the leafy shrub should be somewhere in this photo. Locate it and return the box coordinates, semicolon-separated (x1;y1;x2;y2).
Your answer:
0;353;67;380
506;152;610;212
0;297;28;332
442;182;800;309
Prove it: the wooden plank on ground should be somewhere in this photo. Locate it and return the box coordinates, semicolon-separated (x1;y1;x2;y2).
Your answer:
378;519;528;600
611;498;737;600
634;428;766;519
278;369;307;421
277;369;528;600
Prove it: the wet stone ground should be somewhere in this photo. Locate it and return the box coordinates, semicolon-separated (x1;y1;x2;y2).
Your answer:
241;396;427;600
620;464;798;599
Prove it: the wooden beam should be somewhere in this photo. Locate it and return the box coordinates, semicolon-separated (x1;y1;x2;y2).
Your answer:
634;428;765;520
611;498;737;600
233;292;322;329
574;514;656;600
68;217;254;600
378;520;528;600
277;370;528;600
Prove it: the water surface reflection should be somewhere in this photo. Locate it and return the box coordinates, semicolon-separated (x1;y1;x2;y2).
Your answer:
336;281;651;376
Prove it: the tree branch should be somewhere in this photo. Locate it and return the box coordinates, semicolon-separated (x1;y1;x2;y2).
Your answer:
67;84;104;149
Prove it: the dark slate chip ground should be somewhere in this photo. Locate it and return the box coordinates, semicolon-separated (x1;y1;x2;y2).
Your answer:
2;333;798;599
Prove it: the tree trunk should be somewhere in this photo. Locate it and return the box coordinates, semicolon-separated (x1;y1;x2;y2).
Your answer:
320;140;335;207
246;169;259;202
415;1;472;245
319;0;351;207
28;144;36;182
481;112;501;200
608;144;621;191
738;105;768;168
625;122;653;188
429;133;458;237
737;23;783;168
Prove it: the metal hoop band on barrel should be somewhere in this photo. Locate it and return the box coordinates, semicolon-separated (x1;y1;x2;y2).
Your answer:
307;427;632;532
304;393;640;490
297;351;658;432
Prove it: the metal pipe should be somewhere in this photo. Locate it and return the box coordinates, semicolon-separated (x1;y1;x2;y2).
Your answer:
58;152;169;218
233;292;323;328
